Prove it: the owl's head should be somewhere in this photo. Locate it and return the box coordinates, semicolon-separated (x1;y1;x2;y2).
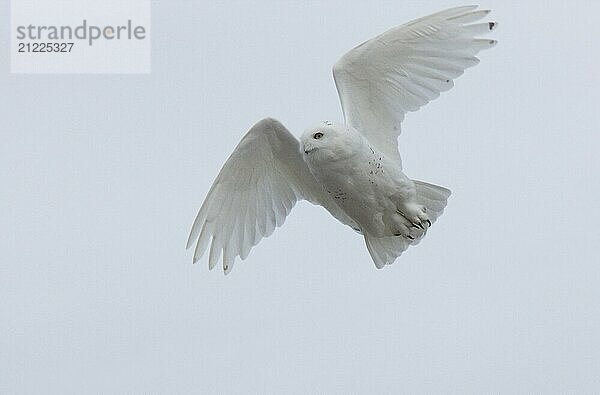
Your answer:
300;120;361;161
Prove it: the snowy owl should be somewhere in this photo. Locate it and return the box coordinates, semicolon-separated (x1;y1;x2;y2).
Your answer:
187;6;497;273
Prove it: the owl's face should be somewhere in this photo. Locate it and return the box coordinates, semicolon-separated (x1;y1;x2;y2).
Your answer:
300;121;361;162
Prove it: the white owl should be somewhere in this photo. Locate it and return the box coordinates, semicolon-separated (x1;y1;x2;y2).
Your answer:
187;6;497;273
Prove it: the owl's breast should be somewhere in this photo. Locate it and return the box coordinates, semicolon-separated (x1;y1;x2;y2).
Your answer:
308;145;399;236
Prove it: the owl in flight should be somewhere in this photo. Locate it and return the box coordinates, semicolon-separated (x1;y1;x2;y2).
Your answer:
187;6;497;273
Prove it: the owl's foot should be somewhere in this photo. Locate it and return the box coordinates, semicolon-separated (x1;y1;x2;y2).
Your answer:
398;202;431;230
390;211;425;241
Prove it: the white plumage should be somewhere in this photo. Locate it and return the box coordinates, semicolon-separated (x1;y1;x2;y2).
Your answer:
186;6;496;273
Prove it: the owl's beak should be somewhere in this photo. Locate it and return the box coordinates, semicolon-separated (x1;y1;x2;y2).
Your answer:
303;145;316;155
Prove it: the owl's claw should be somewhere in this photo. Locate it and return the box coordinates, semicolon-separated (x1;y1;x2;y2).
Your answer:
394;232;415;241
398;202;431;231
393;206;430;240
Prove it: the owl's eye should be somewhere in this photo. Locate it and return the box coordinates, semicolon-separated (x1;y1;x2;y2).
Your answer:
313;132;324;140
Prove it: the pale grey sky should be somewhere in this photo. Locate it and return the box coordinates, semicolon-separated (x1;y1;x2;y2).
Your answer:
2;1;600;393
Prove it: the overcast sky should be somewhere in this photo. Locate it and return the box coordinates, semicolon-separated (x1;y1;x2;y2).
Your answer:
2;1;600;393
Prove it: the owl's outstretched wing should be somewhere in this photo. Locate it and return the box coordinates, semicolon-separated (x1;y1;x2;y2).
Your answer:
186;118;346;274
333;5;497;163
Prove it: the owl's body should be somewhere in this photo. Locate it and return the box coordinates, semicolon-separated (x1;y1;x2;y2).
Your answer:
301;122;442;247
302;123;420;238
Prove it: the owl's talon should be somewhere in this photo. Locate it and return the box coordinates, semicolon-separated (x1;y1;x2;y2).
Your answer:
398;202;431;232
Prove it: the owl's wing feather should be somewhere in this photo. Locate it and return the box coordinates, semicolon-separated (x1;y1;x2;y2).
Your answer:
333;5;497;163
186;118;347;274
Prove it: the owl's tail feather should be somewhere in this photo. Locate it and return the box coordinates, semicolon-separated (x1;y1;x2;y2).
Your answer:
364;180;451;269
